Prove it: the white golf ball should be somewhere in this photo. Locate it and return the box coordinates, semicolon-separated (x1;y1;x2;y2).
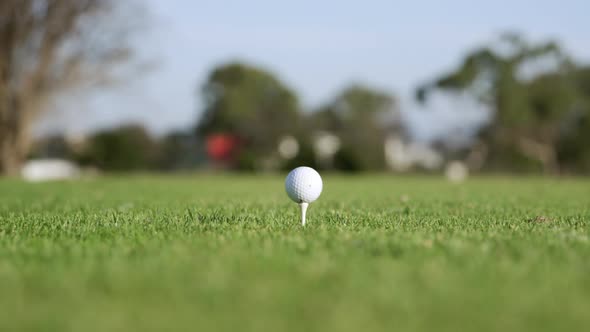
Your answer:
285;167;323;203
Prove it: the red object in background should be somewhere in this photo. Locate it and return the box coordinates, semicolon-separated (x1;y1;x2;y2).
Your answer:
206;134;239;162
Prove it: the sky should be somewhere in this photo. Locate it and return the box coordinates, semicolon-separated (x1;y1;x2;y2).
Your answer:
38;0;590;141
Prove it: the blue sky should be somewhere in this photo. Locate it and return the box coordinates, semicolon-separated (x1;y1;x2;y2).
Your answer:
39;0;590;140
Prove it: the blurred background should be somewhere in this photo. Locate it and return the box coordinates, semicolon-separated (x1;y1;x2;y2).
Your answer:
1;0;589;180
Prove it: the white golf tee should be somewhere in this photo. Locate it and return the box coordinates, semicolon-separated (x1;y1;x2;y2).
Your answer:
299;202;309;226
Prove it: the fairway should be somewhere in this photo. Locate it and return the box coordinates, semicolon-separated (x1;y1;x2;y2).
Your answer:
1;175;589;331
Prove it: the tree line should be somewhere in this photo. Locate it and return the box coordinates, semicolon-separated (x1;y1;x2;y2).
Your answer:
418;33;590;174
1;2;589;174
0;0;135;175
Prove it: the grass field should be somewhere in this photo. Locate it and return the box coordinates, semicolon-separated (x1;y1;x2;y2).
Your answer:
0;175;589;331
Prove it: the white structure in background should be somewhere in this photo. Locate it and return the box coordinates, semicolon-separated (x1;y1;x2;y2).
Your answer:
384;135;442;171
445;160;469;183
313;131;341;168
21;159;80;182
277;136;300;159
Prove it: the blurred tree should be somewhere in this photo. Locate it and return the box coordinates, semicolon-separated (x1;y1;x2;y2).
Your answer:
417;33;589;173
78;125;159;171
556;67;590;174
557;109;590;174
197;62;301;169
0;0;138;175
310;85;397;171
28;135;74;160
158;131;204;171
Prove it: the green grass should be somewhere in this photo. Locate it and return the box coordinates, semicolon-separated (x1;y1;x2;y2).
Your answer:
0;175;589;331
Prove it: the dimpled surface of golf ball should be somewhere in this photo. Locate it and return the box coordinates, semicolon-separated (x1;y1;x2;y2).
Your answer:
285;167;323;203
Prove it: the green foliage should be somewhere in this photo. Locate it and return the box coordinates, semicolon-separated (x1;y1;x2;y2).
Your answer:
310;85;397;171
196;66;399;172
419;33;590;173
331;85;395;118
78;125;160;171
557;109;590;174
0;175;589;331
28;135;77;160
282;138;317;171
332;147;363;171
198;62;301;162
158;132;203;170
556;67;590;174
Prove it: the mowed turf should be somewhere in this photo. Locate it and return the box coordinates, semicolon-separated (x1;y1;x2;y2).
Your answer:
0;175;589;331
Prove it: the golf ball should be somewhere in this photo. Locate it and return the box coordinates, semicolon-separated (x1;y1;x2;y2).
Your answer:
285;167;323;203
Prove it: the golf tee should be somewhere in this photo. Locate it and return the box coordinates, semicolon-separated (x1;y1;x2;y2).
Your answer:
299;202;309;226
